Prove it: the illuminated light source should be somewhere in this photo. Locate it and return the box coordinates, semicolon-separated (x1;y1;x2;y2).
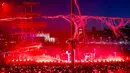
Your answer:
94;60;97;62
65;60;68;63
68;61;71;63
47;60;49;63
86;61;88;63
61;60;64;62
66;51;69;54
113;59;115;62
1;2;11;14
39;60;42;62
103;59;106;62
36;60;39;63
81;60;84;63
12;59;14;62
126;57;129;60
16;59;18;62
119;59;121;62
66;51;70;62
109;59;112;61
2;3;5;7
75;60;78;63
23;59;26;61
98;59;101;62
106;59;109;62
44;61;47;63
1;1;129;66
122;60;125;62
61;61;65;63
50;61;53;63
27;59;30;61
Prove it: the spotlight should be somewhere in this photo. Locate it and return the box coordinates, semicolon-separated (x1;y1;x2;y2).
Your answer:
122;60;125;62
94;60;97;62
51;61;53;63
81;60;84;63
109;59;112;61
37;60;39;63
44;61;47;63
103;59;105;62
113;59;115;62
75;60;78;62
2;3;5;7
98;59;101;62
16;59;18;62
27;59;30;61
86;61;88;63
23;59;26;61
12;59;14;62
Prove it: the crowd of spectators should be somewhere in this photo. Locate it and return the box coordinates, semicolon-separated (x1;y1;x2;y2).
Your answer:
0;62;130;73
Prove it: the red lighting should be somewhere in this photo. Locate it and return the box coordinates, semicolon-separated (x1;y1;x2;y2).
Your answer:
81;60;84;63
103;60;105;62
23;59;26;61
75;60;78;63
16;59;18;62
2;3;5;7
51;61;53;63
113;59;115;62
27;59;30;61
66;51;69;54
36;60;39;63
12;60;14;62
109;59;112;61
45;61;47;63
98;59;101;62
95;60;97;62
107;60;109;62
31;59;33;61
123;60;125;62
86;61;88;63
2;3;9;12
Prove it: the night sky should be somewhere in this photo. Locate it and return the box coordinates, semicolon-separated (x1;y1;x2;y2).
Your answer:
35;0;130;17
2;0;130;40
33;0;130;35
